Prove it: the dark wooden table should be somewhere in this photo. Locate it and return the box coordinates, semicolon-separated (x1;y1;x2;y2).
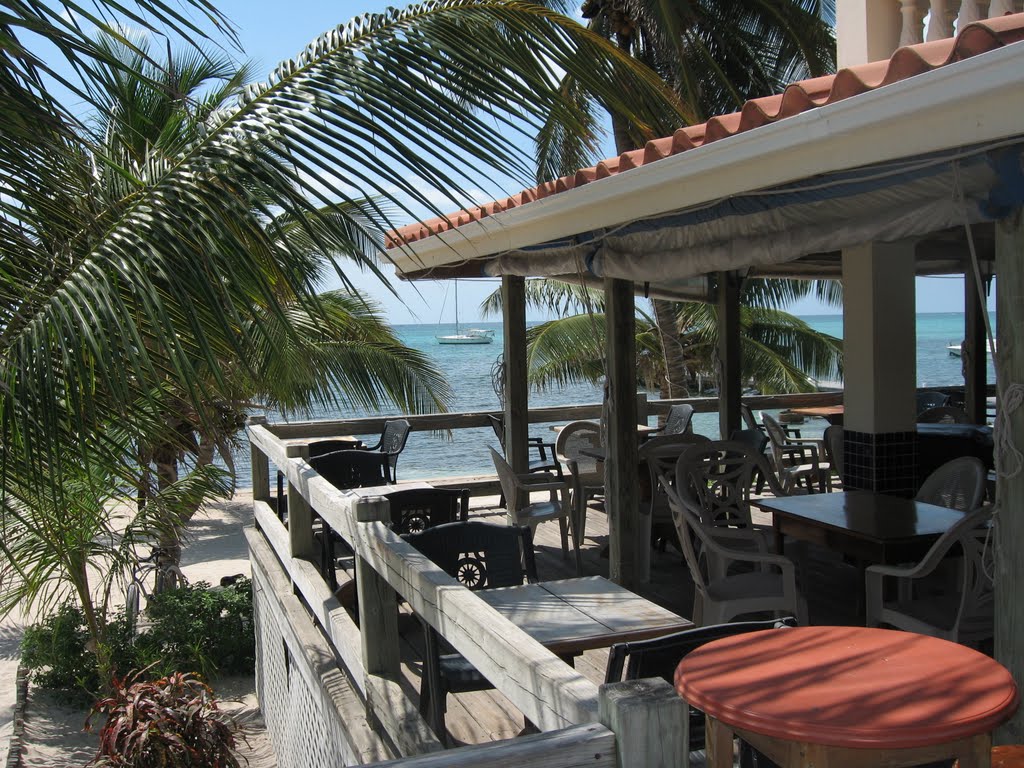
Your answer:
753;490;967;565
675;626;1019;767
789;405;845;425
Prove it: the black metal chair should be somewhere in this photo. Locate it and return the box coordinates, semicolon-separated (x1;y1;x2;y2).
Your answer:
363;419;412;482
487;413;563;478
310;449;392;590
384;487;470;535
605;617;798;767
404;521;537;746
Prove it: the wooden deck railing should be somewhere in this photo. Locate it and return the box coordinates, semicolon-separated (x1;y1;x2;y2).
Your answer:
247;420;688;768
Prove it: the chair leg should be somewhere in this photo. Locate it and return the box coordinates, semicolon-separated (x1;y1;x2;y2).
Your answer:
558;517;569;560
420;624;450;747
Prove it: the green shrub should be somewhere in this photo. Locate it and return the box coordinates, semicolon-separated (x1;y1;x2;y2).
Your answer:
22;579;254;698
20;605;134;699
134;578;254;679
87;670;240;767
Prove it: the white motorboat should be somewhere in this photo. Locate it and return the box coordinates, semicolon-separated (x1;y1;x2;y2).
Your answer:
947;340;996;357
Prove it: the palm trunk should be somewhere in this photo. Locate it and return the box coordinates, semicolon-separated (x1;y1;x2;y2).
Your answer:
651;298;690;398
152;431;218;584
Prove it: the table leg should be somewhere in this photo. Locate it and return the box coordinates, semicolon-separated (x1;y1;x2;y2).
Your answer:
956;733;993;768
706;715;736;768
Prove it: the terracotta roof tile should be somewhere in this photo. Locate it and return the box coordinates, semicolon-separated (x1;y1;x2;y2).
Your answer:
388;14;1024;249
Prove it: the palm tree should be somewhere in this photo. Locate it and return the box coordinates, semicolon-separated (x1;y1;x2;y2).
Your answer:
482;278;843;395
82;35;456;564
0;0;688;657
533;0;837;397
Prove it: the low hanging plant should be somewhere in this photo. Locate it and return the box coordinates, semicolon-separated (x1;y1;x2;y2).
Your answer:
86;669;241;767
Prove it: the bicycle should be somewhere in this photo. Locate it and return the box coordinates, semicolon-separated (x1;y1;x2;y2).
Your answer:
125;547;188;634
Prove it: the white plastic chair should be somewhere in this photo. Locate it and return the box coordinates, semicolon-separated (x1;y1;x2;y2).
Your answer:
916;456;986;511
663;474;808;627
554;420;604;546
639;433;710;551
762;412;830;493
673;440;782;551
489;446;580;575
866;506;994;646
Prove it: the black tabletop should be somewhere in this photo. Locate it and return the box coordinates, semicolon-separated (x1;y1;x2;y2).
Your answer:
755;491;967;542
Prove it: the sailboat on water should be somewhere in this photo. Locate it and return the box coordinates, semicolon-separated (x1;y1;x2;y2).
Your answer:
435;281;495;345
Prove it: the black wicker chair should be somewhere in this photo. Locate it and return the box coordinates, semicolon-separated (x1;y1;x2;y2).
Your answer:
363;419;412;482
384;487;470;535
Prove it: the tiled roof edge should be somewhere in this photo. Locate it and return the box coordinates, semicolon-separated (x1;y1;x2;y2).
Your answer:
387;13;1024;249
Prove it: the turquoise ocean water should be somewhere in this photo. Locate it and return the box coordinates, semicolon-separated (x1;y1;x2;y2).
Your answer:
229;312;996;488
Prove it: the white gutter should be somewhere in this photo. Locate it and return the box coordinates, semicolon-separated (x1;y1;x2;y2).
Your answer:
391;42;1024;277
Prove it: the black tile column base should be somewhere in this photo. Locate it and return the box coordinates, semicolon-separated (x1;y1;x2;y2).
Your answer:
843;429;918;497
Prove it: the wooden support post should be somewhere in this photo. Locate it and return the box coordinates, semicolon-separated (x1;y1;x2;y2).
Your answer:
964;262;989;425
503;275;530;473
605;278;641;587
995;207;1024;744
286;443;315;560
355;496;401;679
599;679;689;768
717;271;742;440
250;421;271;503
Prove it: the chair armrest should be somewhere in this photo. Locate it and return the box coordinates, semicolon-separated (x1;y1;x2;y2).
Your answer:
515;472;568;493
698;525;793;569
776;444;821;465
707;525;770;554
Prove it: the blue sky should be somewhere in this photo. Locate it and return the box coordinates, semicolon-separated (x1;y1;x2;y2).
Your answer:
60;0;1000;324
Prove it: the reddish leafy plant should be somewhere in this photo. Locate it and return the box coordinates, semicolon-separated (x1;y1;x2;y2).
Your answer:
86;669;241;767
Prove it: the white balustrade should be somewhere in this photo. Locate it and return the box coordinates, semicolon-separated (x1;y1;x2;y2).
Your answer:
898;0;1019;50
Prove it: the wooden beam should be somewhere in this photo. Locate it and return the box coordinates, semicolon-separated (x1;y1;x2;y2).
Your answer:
356;497;401;679
249;418;271;503
503;275;529;472
964;261;990;424
995;206;1024;744
604;278;641;587
717;271;742;440
286;443;314;560
369;724;616;768
599;679;689;768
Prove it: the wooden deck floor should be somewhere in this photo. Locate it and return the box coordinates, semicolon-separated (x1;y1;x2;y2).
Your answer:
335;495;864;749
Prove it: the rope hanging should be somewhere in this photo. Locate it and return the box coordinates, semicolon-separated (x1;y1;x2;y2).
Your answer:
953;161;1020;579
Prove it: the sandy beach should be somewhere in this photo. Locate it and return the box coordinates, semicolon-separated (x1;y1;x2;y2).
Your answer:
0;491;275;767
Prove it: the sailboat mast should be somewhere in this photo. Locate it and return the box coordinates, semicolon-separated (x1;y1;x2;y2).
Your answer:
454;280;460;334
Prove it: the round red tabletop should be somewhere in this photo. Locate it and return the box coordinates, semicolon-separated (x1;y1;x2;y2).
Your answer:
674;626;1019;750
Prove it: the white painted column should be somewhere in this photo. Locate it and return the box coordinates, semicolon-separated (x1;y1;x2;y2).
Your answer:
842;242;919;493
836;0;903;68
